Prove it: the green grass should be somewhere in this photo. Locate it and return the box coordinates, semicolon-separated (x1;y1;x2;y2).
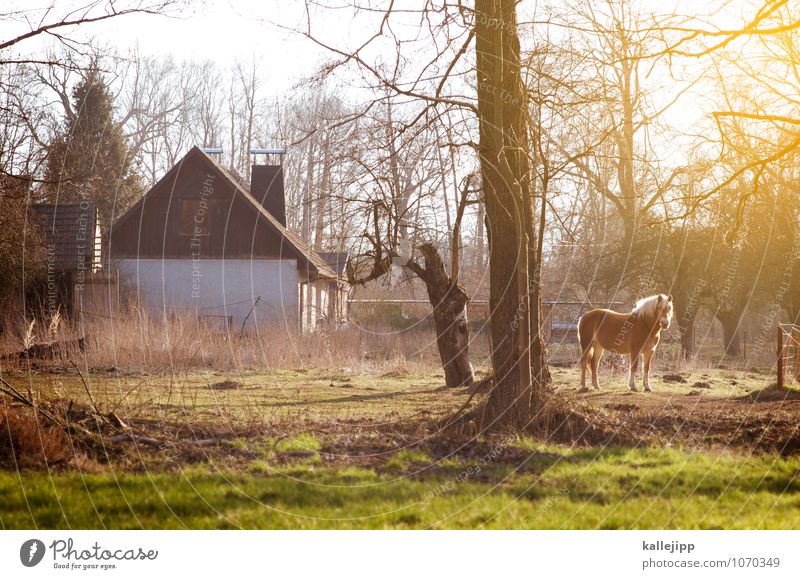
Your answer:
273;433;322;453
2;446;798;529
385;448;431;470
2;366;795;529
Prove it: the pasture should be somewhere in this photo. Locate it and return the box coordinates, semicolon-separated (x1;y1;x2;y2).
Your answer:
2;360;799;529
7;0;800;553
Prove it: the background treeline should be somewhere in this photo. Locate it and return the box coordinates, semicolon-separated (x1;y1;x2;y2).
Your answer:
3;0;800;361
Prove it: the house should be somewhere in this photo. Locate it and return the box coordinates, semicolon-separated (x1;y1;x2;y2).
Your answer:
108;146;348;331
318;252;350;325
30;203;117;318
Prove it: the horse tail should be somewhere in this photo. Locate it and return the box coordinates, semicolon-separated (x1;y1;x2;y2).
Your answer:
577;313;593;357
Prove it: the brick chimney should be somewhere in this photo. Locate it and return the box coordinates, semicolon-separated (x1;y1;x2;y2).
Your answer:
250;163;286;227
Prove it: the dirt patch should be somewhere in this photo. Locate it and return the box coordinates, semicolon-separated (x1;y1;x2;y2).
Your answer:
691;381;712;389
662;374;688;383
561;388;800;455
208;380;244;391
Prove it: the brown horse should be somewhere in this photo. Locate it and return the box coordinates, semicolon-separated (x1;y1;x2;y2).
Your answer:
578;294;673;393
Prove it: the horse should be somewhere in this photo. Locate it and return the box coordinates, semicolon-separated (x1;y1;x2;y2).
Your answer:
577;294;673;393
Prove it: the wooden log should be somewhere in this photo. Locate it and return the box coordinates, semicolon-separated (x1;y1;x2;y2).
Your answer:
4;337;85;360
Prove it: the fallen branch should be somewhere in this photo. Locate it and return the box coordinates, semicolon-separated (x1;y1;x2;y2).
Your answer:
108;433;166;447
4;337;86;361
0;376;112;447
69;359;128;430
0;376;61;426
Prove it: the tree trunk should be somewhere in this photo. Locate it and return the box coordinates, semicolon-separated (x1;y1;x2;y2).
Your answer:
302;141;316;243
475;201;485;270
475;0;550;429
678;305;697;360
314;134;331;250
680;317;696;360
717;312;742;357
416;244;474;388
617;41;638;249
529;187;551;391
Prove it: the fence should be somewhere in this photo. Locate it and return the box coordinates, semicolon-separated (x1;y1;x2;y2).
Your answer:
347;298;624;342
776;324;800;389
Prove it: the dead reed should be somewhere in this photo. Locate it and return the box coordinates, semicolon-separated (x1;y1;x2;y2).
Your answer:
0;309;494;373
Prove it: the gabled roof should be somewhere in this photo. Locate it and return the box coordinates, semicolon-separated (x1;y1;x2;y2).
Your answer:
319;252;349;277
31;203;101;271
111;146;338;281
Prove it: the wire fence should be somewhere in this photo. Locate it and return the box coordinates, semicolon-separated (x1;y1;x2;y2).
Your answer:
776;324;800;389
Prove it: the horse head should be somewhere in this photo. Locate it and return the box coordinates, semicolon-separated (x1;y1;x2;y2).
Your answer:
655;294;673;330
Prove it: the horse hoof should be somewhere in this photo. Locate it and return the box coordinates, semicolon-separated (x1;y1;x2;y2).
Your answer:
579;387;590;393
644;387;653;393
629;386;638;392
593;385;601;391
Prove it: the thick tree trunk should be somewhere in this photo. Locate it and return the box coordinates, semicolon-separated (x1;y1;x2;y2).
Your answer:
347;245;473;388
717;312;742;357
416;244;474;388
475;0;550;429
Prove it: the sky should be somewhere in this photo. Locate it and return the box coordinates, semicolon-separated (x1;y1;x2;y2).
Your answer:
0;0;770;163
98;2;323;75
2;1;345;96
2;1;757;102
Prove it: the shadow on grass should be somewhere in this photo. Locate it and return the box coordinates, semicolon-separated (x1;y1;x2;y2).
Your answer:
3;442;799;529
741;383;800;403
258;386;450;408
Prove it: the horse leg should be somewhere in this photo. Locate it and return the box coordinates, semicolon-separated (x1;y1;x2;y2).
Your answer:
628;353;640;392
643;349;654;392
591;346;603;390
580;345;593;392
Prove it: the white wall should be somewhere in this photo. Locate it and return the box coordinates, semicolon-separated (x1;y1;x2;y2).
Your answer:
113;258;299;330
300;279;334;331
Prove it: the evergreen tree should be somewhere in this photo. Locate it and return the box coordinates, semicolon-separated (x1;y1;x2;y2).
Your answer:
0;176;45;313
44;67;142;229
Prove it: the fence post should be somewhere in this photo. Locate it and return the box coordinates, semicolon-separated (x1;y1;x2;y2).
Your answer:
777;326;785;390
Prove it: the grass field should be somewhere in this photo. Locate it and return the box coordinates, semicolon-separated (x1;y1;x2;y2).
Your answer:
2;445;798;529
1;363;799;529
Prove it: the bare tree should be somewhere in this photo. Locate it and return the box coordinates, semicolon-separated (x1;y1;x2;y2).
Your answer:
347;176;479;389
0;1;179;62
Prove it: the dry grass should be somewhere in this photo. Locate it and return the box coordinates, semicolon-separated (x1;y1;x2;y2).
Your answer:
0;309;491;374
0;405;71;467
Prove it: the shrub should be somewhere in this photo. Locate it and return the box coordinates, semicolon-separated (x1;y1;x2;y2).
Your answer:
0;405;71;467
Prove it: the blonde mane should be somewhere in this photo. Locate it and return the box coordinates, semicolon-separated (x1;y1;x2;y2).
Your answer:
632;294;667;323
